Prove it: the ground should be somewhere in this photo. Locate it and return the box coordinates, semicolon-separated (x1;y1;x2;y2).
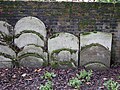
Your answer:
0;66;120;90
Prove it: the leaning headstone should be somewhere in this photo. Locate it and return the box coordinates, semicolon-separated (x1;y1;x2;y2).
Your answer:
0;21;12;35
0;56;12;68
14;16;46;39
48;33;79;68
14;33;44;48
80;32;112;70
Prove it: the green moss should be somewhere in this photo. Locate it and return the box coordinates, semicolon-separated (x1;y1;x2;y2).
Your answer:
49;33;60;39
81;43;109;51
15;30;44;41
51;48;77;55
84;61;108;68
50;61;59;69
50;60;76;69
26;44;44;50
51;48;77;61
82;32;91;35
17;52;45;61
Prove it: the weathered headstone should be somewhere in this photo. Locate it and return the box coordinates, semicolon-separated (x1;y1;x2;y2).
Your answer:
0;45;16;56
14;16;46;38
0;21;12;35
18;45;47;60
80;32;112;70
14;33;44;48
48;33;79;68
0;45;15;68
0;56;12;68
19;56;44;67
17;45;47;67
80;32;112;51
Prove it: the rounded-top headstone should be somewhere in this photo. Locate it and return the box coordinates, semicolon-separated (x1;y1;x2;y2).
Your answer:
14;16;46;38
0;21;12;35
0;56;12;68
18;45;47;60
0;45;16;57
15;33;44;48
48;32;79;53
80;44;110;69
48;32;79;68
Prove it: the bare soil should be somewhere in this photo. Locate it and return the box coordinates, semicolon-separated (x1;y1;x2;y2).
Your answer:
0;66;120;90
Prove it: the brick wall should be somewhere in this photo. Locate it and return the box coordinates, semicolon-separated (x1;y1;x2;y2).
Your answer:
0;1;120;63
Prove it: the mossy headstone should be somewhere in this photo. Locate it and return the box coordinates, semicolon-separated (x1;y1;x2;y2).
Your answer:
48;32;79;68
18;45;47;67
14;16;46;39
80;32;112;70
14;33;44;48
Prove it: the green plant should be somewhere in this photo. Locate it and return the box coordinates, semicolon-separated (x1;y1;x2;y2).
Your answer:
118;76;120;79
68;77;82;89
76;69;93;82
39;80;53;90
103;79;120;90
41;71;56;80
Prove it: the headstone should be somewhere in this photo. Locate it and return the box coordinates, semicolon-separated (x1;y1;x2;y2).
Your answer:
14;16;46;39
0;21;12;35
0;56;12;68
80;32;112;51
0;45;16;57
80;32;112;70
18;45;47;60
14;33;44;48
19;56;44;67
48;33;79;68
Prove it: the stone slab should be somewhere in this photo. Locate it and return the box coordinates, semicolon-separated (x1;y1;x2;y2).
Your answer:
14;16;46;38
48;33;79;52
80;32;112;51
0;56;12;68
15;33;44;48
19;56;44;67
0;45;16;57
18;45;47;60
80;45;110;68
0;21;12;35
48;33;79;67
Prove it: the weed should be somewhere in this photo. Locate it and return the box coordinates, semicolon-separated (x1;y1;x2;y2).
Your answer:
76;69;93;82
68;77;82;89
39;80;53;90
41;71;56;80
103;79;120;90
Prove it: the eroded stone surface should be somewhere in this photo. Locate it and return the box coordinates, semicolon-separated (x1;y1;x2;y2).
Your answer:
48;33;79;67
19;56;44;67
15;33;44;48
0;56;12;68
48;33;79;53
80;32;112;51
80;45;110;69
14;16;46;38
18;45;47;60
84;62;108;70
0;21;12;35
0;45;16;57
